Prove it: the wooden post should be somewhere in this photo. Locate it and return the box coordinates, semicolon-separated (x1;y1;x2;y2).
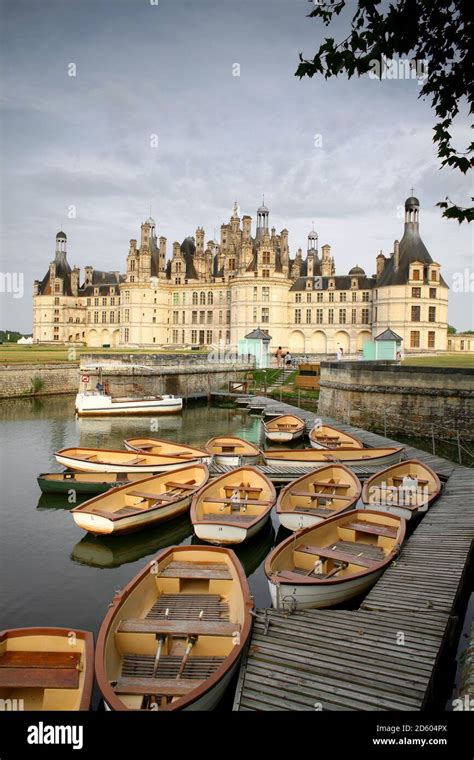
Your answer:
457;431;462;465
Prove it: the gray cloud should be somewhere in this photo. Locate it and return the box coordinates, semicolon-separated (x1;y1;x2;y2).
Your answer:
0;0;472;331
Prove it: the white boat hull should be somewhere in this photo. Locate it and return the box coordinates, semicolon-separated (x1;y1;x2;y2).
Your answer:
212;453;259;467
72;496;191;535
56;453;210;473
278;506;353;532
75;392;183;416
194;514;270;545
360;501;425;521
268;567;385;610
265;430;303;443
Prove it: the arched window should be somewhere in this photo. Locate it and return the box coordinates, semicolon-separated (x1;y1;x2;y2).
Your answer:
207;291;213;305
200;292;206;305
192;292;198;305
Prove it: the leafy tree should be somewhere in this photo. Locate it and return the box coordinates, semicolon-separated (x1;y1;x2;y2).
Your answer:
447;325;457;334
296;0;473;223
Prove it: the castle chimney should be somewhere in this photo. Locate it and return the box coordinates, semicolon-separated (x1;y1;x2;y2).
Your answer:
394;240;400;271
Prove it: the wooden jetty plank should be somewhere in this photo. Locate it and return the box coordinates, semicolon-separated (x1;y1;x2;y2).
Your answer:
232;396;473;711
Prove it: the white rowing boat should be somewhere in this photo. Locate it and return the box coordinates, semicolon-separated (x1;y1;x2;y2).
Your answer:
71;464;209;535
263;415;305;443
191;466;276;545
361;459;441;520
205;436;260;466
263;447;404;468
55;447;208;473
124;437;211;464
75;391;183;416
276;464;361;531
95;545;253;710
265;509;405;610
309;424;363;450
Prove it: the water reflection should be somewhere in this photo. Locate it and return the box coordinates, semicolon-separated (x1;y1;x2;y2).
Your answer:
71;515;194;569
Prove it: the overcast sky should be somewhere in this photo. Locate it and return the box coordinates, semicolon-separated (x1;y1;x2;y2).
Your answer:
1;0;472;333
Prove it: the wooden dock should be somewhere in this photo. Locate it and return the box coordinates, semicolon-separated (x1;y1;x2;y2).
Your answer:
233;396;473;711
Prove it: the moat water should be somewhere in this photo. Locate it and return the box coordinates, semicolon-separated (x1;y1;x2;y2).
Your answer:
0;395;470;709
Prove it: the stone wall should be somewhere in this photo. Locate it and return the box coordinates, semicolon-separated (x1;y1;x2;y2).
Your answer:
0;363;79;398
318;362;474;440
77;362;253;399
0;354;253;399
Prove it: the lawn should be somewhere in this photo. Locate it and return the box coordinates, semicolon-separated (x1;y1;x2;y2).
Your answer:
402;354;474;368
0;344;208;364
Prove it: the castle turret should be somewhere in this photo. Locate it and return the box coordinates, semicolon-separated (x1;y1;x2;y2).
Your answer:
256;201;269;241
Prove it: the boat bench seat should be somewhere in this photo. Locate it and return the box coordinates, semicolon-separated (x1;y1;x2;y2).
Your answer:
277;569;330;582
206;498;272;506
296;543;380;568
289;491;354;502
223;486;262;493
127;490;171;500
0;651;81;690
202;514;255;524
124;457;146;465
164;481;196;490
343;521;398;538
297;507;335;516
114;676;203;696
118;618;240;636
89;506;140;520
157;561;232;580
392;476;429;486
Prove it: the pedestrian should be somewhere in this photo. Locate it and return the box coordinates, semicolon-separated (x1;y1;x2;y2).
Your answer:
336;346;342;361
275;346;283;368
285;351;292;368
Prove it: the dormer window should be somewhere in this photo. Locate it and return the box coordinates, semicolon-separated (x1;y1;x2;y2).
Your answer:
430;270;438;282
412;269;420;281
329;279;335;289
352;279;357;288
94;287;99;295
306;280;313;290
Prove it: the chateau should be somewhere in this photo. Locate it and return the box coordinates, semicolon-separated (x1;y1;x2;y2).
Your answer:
33;196;449;354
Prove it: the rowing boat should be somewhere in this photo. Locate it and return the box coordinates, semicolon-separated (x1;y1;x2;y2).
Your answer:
37;471;151;495
309;424;363;450
361;459;441;520
124;438;211;464
262;447;404;468
55;447;208;473
0;627;94;711
262;414;305;443
265;509;405;610
205;436;260;466
95;545;253;710
276;464;362;531
75;391;182;416
191;466;276;545
71;464;209;535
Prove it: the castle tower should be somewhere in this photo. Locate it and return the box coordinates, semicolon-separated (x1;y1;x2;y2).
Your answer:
196;227;205;255
159;236;167;277
321;244;333;277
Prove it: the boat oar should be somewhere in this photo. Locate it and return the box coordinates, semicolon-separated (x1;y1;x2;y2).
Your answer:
143;633;166;710
176;635;198;680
